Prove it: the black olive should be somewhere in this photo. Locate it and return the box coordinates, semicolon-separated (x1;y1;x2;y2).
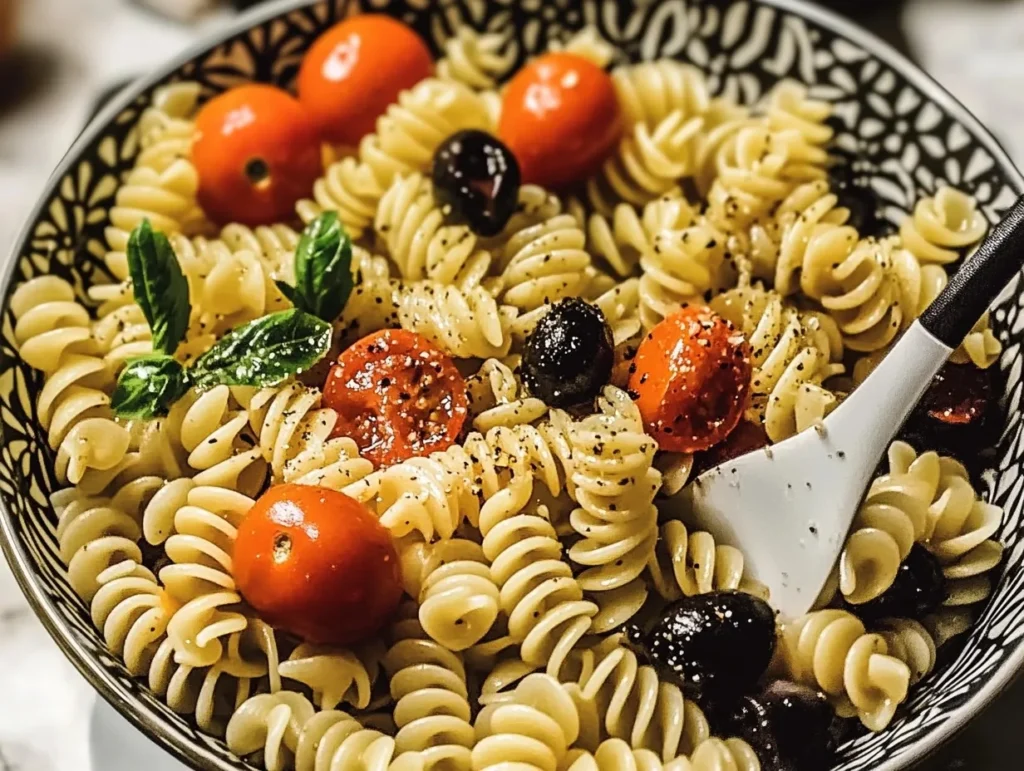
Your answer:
627;591;776;702
845;543;946;622
828;147;888;236
720;681;841;771
431;129;521;237
522;298;614;408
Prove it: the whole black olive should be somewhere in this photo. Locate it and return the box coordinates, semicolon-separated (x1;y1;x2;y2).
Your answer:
845;543;946;622
522;298;614;408
721;681;842;771
627;591;777;702
431;129;521;237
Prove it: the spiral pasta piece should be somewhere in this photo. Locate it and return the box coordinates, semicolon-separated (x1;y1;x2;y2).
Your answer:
875;618;936;686
473;673;581;771
647;521;752;602
493;213;593;328
466;358;548;431
382;607;477;761
561;387;661;631
778;609;910;730
297;155;383;239
104;82;209;264
375;172;490;286
566;642;711;762
414;537;500;651
157;484;253;668
437;27;514;90
149;616;280;737
765;81;834;146
587;111;704;216
837;441;1003;608
705;127;827;234
710;286;842;442
279;642;379;711
51;477;163;601
397;280;517;359
478;473;598;692
898;186;987;265
612;61;711;128
638;197;732;330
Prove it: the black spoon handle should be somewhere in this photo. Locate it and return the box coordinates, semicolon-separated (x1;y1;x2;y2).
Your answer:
920;194;1024;347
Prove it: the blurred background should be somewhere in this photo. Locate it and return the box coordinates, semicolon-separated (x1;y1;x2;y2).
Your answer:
0;0;1022;769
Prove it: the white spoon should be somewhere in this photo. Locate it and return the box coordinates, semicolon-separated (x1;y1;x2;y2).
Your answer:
665;195;1024;619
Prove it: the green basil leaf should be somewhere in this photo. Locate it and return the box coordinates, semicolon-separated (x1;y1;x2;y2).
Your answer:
127;219;191;356
190;309;332;389
111;355;190;419
289;211;354;322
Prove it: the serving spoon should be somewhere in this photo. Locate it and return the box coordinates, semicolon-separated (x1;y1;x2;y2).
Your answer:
665;195;1024;619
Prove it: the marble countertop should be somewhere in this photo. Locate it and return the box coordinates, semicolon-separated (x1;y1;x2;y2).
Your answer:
1;0;1023;769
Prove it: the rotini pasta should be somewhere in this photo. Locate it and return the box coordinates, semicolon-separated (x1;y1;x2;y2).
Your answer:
899;186;988;265
777;609;911;730
560;387;661;631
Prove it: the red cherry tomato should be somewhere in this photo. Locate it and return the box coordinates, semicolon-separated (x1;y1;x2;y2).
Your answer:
193;84;322;226
298;14;434;147
324;329;469;468
629;305;753;453
498;52;623;189
234;484;402;646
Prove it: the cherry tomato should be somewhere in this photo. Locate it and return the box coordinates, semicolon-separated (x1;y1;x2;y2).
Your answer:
193;84;322;226
298;14;434;147
498;52;623;189
629;305;753;453
325;329;469;467
234;484;402;646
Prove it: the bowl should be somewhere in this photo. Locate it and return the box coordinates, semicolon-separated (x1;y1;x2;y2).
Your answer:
1;0;1022;769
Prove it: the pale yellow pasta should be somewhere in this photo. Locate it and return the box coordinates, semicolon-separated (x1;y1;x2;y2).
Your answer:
279;643;379;711
416;538;500;651
397;280;517;359
559;387;661;632
899;186;988;265
466;358;548;431
586;111;704;216
612;61;712;128
375;172;491;286
711;286;842;442
437;27;515;91
647;521;756;602
778;609;910;730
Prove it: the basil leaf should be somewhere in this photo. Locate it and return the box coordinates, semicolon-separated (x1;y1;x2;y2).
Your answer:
127;219;191;356
190;309;332;389
286;212;354;322
111;355;189;419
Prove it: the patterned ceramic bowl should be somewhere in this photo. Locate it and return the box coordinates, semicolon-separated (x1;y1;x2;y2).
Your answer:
1;0;1022;769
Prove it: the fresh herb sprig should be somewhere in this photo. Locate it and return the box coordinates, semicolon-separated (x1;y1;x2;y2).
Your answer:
275;211;354;323
110;216;347;419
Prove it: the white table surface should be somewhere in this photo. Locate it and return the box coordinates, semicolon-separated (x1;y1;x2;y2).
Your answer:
0;0;1022;769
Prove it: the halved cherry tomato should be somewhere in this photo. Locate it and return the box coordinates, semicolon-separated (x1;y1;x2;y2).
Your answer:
498;52;623;189
234;484;402;646
324;329;469;467
298;14;434;147
629;305;753;453
193;84;322;226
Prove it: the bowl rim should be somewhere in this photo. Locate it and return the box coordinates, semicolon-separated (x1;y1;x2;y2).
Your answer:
2;0;1023;769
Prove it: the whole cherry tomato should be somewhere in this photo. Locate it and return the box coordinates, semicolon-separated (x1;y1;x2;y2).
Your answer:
324;329;469;468
193;84;322;226
234;484;402;646
298;14;434;147
629;305;753;453
498;52;623;189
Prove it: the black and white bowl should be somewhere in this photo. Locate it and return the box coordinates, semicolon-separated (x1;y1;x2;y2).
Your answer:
1;1;1022;769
